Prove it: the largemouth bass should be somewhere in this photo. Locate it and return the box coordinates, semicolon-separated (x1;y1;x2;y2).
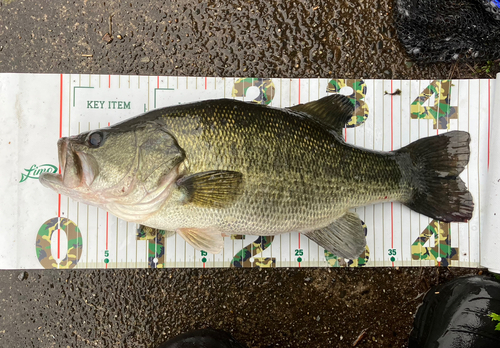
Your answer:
39;95;473;259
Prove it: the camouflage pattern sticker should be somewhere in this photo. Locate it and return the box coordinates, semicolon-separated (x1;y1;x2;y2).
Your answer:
324;221;370;267
411;220;459;266
137;225;174;240
136;226;166;268
230;234;246;240
36;217;83;269
231;236;276;268
324;250;341;267
231;78;275;105
327;79;369;127
410;80;458;129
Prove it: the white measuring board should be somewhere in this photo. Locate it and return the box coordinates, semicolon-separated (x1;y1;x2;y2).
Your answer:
0;73;497;270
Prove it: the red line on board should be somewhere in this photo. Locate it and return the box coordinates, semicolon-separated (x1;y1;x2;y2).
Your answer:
58;195;61;260
488;79;491;170
58;74;63;260
205;77;207;90
108;75;111;88
390;80;394;266
391;80;394;151
344;80;347;142
105;121;111;269
59;75;63;139
157;76;160;89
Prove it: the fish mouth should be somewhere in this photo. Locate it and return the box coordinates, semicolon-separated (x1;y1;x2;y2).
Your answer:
40;138;99;191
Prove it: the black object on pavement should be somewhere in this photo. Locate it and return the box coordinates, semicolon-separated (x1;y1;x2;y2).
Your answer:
409;275;500;347
157;328;246;348
393;0;500;62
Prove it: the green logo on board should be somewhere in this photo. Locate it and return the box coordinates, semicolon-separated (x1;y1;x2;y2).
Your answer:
20;164;58;183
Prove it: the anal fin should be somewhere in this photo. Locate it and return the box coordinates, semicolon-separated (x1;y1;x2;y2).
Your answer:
304;211;366;259
177;227;225;254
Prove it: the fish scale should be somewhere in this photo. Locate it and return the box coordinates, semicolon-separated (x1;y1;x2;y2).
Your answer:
146;99;409;235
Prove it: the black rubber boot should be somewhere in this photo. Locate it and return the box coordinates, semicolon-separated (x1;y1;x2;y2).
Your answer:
409;275;500;347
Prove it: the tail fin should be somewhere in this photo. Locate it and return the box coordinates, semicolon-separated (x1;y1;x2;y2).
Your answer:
396;131;473;222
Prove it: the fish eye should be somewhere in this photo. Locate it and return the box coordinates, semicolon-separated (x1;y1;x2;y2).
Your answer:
88;131;104;148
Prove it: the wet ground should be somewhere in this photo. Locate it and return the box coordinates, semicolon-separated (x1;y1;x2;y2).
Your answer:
0;268;484;347
0;0;495;347
0;0;498;78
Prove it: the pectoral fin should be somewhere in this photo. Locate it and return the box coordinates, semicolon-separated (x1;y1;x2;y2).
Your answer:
304;211;366;259
177;227;224;254
288;94;354;135
177;170;244;208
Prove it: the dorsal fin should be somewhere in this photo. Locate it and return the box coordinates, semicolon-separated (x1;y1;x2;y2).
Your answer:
288;94;354;135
